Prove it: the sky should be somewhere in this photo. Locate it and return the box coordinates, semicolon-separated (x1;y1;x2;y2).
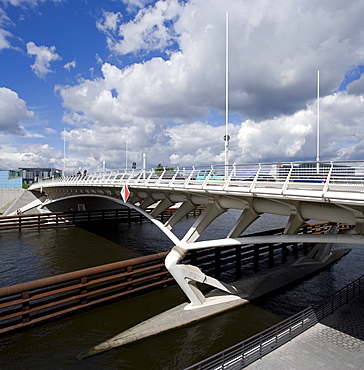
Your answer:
0;0;364;174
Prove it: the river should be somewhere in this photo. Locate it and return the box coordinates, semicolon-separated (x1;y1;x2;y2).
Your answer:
1;211;363;369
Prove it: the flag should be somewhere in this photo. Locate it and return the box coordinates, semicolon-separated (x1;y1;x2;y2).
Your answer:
121;184;130;202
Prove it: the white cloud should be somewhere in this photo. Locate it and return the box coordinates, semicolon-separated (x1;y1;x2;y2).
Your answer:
3;0;356;172
96;11;123;33
0;8;13;50
0;87;34;135
1;0;60;5
0;143;63;170
55;0;364;170
97;0;183;55
0;28;11;50
26;41;61;78
63;60;76;71
121;0;155;11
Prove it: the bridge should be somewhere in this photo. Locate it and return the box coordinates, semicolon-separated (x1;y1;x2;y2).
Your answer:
28;160;364;355
29;160;364;307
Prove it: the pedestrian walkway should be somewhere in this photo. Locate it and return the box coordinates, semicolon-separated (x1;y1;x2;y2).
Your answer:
246;293;364;369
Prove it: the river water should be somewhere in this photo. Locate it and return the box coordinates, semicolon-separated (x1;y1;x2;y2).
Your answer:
1;211;363;369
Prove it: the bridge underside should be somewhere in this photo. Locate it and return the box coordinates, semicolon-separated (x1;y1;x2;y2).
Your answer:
30;183;364;308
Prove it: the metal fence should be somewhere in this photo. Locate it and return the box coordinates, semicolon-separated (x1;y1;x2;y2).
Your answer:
32;160;364;196
0;209;144;231
0;206;206;232
185;273;364;370
185;307;318;370
314;274;364;321
0;252;171;334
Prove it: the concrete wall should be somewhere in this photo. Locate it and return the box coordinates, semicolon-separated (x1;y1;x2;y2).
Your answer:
0;189;26;214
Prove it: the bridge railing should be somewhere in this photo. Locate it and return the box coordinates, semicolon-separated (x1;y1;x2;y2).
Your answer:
184;307;318;370
31;160;364;198
185;272;364;370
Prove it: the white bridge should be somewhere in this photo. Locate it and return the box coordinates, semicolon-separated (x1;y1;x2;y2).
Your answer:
30;160;364;310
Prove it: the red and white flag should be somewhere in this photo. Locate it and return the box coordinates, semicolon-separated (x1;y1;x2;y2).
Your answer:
121;184;130;202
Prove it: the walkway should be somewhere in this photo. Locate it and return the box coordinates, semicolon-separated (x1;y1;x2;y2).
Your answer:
246;293;364;369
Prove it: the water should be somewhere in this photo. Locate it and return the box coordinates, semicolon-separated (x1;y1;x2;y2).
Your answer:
0;212;363;369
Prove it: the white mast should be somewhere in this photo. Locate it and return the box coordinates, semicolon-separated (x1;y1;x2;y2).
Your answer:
125;129;128;171
224;10;230;175
316;70;320;171
63;128;66;177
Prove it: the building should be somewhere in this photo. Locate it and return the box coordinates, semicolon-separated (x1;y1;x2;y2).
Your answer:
0;170;23;189
19;168;62;185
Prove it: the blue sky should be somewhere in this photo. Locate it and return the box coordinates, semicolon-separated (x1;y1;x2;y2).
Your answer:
1;0;364;174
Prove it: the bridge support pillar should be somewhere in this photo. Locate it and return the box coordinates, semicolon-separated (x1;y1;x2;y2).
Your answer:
165;246;238;308
228;206;260;238
182;201;226;243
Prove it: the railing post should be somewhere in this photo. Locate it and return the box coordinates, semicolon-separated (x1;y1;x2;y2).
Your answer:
126;266;133;292
215;248;221;279
268;243;274;266
254;244;259;272
80;277;88;305
22;291;30;323
235;245;242;279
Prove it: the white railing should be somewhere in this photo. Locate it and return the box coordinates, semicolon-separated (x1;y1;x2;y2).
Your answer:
30;160;364;200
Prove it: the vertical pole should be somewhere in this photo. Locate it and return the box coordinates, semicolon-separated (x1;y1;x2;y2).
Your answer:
126;131;128;171
316;70;320;173
143;152;147;179
224;10;229;178
63;128;66;177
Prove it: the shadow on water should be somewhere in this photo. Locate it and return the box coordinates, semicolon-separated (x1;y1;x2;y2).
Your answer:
0;227;139;288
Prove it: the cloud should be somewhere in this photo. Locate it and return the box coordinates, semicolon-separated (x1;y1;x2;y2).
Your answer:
97;0;183;55
63;60;76;71
121;0;155;12
0;28;12;50
347;74;364;95
0;143;64;170
1;0;60;5
26;41;61;78
0;87;34;135
55;0;364;171
0;8;13;50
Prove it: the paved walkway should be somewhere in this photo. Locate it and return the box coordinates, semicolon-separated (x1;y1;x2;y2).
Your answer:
246;294;364;369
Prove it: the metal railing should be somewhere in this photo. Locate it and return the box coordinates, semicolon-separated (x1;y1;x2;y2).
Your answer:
31;161;364;198
0;209;144;232
185;273;364;370
0;252;172;334
314;274;364;321
185;307;318;370
0;206;206;232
